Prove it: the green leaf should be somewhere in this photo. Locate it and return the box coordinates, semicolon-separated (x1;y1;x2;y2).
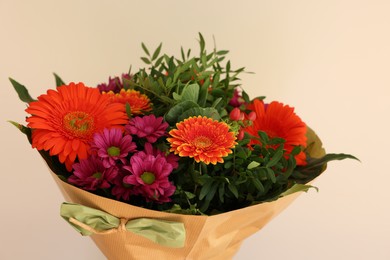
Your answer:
181;47;186;61
198;32;205;54
241;90;250;103
141;42;150;56
247;161;260;170
304;153;360;170
257;131;269;144
165;100;199;124
200;182;218;212
199;179;214;200
125;102;132;118
252;178;265;193
152;43;162;61
198;83;208;107
266;168;276;183
280;184;318;197
184;191;196;199
8;121;31;140
292;153;359;184
154;56;164;67
266;146;284;167
178;107;220;122
211;97;223;109
172;92;181;101
228;183;239;198
53;73;65;87
218;182;225;203
216;50;229;55
9;78;35;103
181;83;199;102
141;57;151;64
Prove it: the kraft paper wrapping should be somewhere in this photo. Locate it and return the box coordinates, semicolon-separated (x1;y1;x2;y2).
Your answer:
52;172;301;260
50;128;325;260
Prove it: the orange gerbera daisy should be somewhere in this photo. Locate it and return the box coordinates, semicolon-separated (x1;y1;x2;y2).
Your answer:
244;99;307;165
104;89;152;115
26;82;128;171
167;116;237;165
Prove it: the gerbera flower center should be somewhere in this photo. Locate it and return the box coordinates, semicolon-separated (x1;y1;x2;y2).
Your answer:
141;171;156;185
193;136;212;149
107;146;121;157
63;111;94;137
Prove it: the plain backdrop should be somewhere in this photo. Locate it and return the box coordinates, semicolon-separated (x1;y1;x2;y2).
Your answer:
1;0;389;259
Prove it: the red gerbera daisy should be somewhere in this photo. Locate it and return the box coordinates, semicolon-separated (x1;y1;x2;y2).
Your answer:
104;89;152;115
167;116;237;165
244;99;307;165
25;82;128;171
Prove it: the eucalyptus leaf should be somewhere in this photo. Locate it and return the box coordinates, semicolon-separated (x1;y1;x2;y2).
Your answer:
181;83;199;102
178;107;220;122
165;101;199;124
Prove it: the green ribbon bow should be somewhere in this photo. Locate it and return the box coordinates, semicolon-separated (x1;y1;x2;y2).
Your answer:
60;202;186;248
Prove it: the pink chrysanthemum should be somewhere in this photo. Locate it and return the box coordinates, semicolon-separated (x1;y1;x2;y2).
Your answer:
126;115;169;143
111;167;133;201
143;142;179;169
91;128;137;168
68;155;118;191
122;152;175;203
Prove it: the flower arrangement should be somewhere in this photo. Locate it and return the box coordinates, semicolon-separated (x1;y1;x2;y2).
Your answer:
10;34;357;259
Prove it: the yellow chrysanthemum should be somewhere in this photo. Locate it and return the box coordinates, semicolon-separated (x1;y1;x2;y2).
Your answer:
104;89;152;115
167;116;237;165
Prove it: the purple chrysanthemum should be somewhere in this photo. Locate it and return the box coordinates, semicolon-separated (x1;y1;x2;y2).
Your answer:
125;115;168;143
122;151;176;203
68;155;118;190
111;166;133;201
143;142;179;169
229;88;246;107
97;73;131;93
91;128;137;168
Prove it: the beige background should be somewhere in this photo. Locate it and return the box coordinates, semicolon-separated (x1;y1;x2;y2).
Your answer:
1;0;389;259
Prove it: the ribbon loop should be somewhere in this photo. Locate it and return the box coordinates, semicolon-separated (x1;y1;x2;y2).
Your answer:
60;202;186;248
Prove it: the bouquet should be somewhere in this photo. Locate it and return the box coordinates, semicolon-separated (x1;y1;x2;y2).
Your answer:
10;34;357;259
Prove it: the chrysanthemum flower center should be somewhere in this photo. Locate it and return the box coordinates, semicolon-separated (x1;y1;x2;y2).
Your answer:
141;171;156;185
193;136;212;149
63;111;94;137
107;146;121;157
92;172;102;179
